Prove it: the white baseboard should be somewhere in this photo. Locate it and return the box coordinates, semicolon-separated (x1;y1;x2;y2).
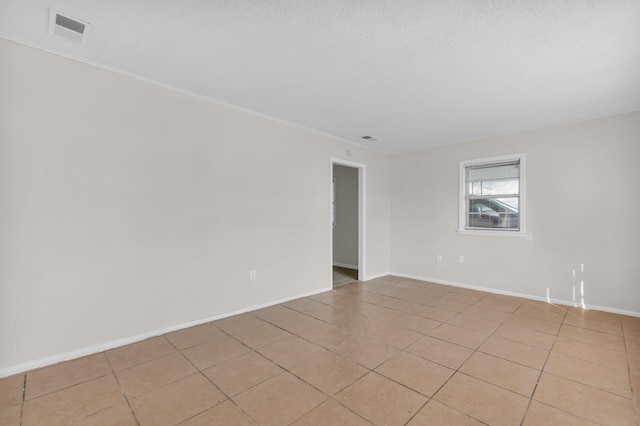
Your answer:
391;272;640;318
332;262;358;269
0;287;329;378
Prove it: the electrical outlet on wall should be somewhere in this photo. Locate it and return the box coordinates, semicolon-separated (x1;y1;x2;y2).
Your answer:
459;256;464;263
249;270;256;282
436;255;442;263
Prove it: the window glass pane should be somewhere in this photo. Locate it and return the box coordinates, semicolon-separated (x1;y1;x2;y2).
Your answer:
467;197;519;229
468;178;518;196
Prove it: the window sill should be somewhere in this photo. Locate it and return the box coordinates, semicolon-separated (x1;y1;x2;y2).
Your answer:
457;229;532;240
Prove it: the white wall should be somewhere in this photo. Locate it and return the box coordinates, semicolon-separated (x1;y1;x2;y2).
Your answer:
0;38;391;374
332;165;358;268
390;111;640;315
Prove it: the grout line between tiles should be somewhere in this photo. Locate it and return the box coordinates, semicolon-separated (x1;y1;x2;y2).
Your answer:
19;373;25;426
518;305;566;425
104;352;141;426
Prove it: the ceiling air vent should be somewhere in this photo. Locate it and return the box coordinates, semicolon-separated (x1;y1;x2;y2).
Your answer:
48;8;92;45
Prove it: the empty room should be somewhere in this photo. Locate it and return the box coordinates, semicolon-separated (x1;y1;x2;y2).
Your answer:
1;1;639;425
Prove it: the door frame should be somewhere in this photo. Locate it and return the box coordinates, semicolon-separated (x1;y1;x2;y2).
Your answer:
330;157;366;285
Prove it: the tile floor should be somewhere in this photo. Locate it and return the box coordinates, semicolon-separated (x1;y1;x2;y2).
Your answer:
1;275;639;425
333;266;358;288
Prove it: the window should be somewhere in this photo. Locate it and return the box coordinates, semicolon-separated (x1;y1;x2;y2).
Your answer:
458;153;527;237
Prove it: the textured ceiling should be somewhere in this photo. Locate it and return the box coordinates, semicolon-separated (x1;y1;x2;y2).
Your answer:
1;0;639;153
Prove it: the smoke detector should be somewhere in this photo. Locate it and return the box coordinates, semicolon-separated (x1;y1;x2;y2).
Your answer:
48;8;92;45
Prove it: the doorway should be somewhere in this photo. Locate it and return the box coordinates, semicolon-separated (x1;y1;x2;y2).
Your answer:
331;158;365;288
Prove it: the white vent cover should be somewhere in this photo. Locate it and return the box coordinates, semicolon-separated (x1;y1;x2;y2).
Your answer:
48;8;92;45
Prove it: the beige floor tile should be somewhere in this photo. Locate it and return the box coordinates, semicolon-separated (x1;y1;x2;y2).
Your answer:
558;324;626;352
626;335;640;352
0;374;24;407
292;351;368;395
213;313;267;335
515;306;566;323
367;285;408;298
406;335;473;369
413;305;459;322
253;305;300;323
164;323;227;350
442;291;486;305
303;303;351;323
292;399;371;426
565;307;621;323
22;375;124;426
494;324;556;350
378;298;422;313
363;324;421;349
460;352;540;397
181;400;255;426
413;288;448;299
622;316;640;340
130;373;226;426
632;373;640;415
71;402;137;426
0;404;22;426
282;297;327;313
356;291;393;305
300;323;361;351
25;353;112;400
395;290;437;305
358;304;404;322
116;352;197;397
505;314;562;335
552;336;628;371
429;323;489;349
309;291;352;305
523;401;598;425
336;372;427;426
257;335;327;369
474;296;523;313
626;337;640;373
478;335;548;369
426;298;471;313
335;314;386;333
338;337;400;369
268;312;325;335
520;299;567;312
544;352;632;397
234;372;326;426
434;372;529;426
375;352;454;397
463;305;512;322
105;336;176;371
390;313;441;334
630;372;640;390
181;335;251;370
232;323;293;349
563;314;623;335
533;372;635;425
203;351;282;396
406;400;484;426
447;313;502;334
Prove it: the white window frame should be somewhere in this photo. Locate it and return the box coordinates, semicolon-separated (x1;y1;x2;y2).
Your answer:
458;153;529;238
